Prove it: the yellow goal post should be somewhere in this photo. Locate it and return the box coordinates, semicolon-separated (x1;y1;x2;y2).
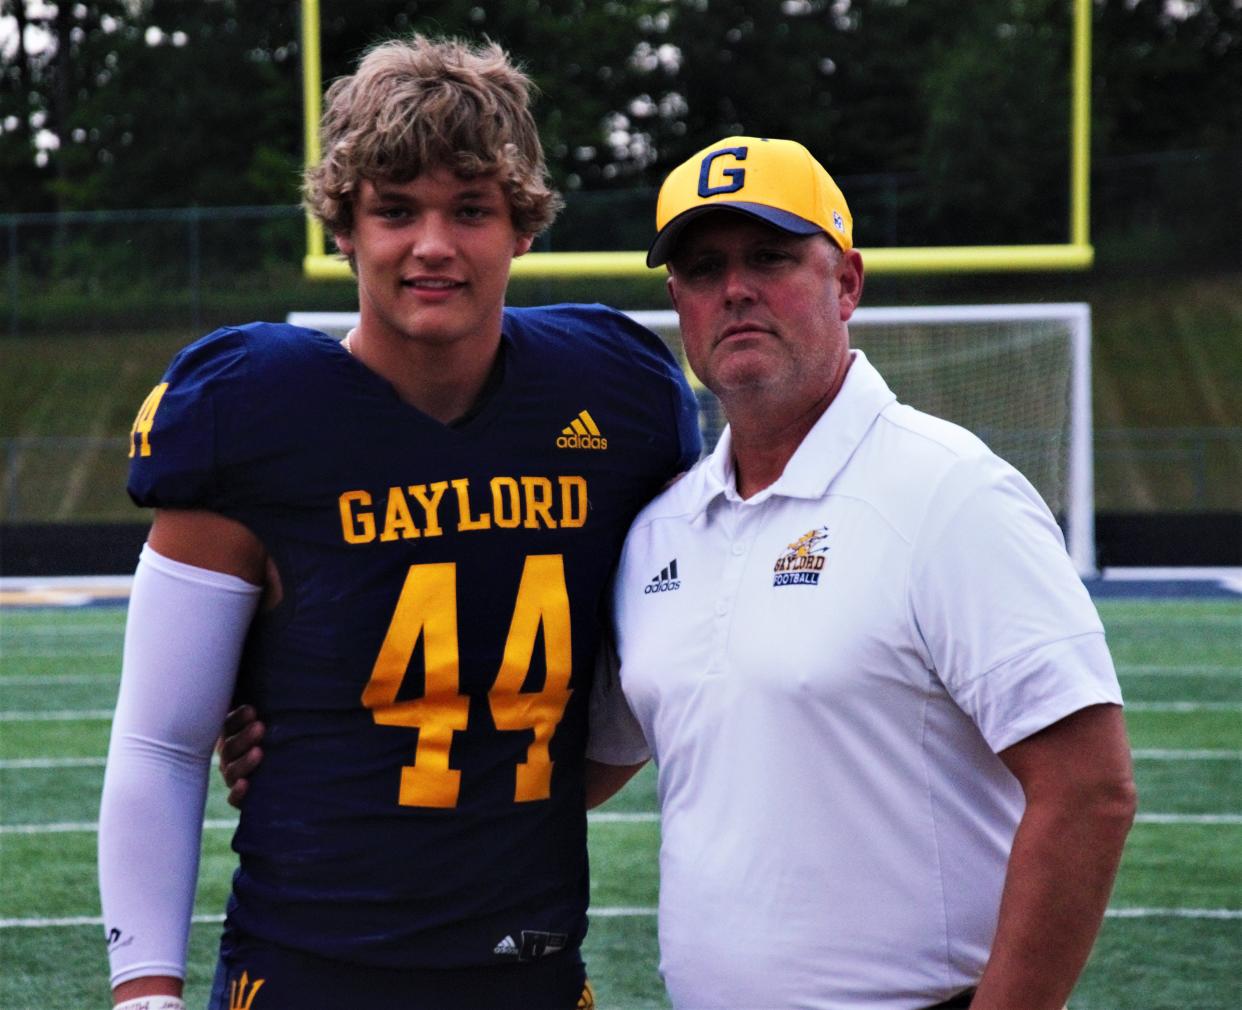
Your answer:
298;0;1094;280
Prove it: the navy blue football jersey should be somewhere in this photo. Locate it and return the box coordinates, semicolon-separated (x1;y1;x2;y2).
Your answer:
127;305;700;968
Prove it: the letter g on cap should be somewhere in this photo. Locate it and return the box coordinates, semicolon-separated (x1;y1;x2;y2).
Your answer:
698;146;748;196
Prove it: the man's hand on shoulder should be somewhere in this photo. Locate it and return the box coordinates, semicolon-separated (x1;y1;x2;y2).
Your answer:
217;704;265;808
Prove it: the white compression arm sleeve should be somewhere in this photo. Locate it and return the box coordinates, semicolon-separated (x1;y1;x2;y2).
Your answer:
98;544;262;988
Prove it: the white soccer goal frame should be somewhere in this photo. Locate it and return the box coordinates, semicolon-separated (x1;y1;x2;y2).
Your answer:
287;303;1095;576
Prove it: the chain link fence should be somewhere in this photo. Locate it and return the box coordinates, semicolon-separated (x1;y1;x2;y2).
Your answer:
5;148;1237;336
1;152;1238;527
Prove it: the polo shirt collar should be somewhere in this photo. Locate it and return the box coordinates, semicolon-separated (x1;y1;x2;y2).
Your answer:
696;349;896;517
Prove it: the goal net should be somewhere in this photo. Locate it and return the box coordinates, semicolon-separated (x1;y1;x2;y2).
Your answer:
287;304;1095;575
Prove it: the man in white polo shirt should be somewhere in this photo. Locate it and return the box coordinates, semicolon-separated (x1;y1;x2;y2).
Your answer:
598;137;1137;1010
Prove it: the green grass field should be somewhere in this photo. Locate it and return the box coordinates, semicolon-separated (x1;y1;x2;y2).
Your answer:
1;597;1239;1009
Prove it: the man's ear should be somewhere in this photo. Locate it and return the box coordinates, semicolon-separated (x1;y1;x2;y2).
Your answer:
514;233;535;257
837;249;864;321
665;273;680;313
334;232;354;258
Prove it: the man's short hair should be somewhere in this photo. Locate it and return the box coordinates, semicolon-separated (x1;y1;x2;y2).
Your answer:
305;35;563;237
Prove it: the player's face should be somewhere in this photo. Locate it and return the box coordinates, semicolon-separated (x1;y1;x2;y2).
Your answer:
667;216;862;405
337;169;533;351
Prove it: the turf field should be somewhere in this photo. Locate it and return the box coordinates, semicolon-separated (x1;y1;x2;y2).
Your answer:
1;596;1239;1008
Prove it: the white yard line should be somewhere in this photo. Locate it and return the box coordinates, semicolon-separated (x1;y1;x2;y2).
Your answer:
1103;908;1242;920
1135;814;1242;825
0;757;105;769
0;625;124;637
1117;665;1241;677
1102;614;1241;627
3;699;1237;723
588;907;658;917
588;812;659;823
1126;702;1242;712
0;812;661;833
0;819;239;834
6;811;1239;835
0;674;117;686
3;908;1240;929
1101;566;1242;586
2;750;1235;772
22;665;1239;678
0;913;225;929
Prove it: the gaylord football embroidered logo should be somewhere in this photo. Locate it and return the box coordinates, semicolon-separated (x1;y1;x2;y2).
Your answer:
772;527;830;587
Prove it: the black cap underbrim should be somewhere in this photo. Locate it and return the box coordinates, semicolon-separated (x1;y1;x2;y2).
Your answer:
646;202;825;268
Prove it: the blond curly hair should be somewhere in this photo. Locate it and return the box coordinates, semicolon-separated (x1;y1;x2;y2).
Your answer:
304;35;563;238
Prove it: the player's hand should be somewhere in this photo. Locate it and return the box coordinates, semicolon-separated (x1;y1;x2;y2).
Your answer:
217;704;265;809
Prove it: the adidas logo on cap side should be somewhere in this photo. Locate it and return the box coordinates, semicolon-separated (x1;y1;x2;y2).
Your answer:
644;559;681;593
557;410;608;450
494;934;519;956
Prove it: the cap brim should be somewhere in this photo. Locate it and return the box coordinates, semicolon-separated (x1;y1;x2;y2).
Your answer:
646;202;825;268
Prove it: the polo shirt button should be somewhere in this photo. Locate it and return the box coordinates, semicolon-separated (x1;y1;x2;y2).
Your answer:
731;542;746;556
714;600;728;616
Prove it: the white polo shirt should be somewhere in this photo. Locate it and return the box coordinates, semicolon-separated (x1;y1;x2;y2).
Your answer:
600;350;1122;1010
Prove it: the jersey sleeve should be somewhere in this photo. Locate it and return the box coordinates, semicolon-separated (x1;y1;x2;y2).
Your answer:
909;455;1123;753
126;327;250;511
602;306;703;474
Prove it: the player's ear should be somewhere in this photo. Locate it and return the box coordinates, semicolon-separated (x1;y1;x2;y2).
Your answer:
514;233;534;258
665;273;680;313
836;249;864;321
334;231;355;257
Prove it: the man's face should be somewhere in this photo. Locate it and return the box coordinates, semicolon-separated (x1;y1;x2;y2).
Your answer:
666;214;862;405
336;168;533;351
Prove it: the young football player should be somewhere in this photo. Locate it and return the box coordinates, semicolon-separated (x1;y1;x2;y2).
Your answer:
99;35;698;1010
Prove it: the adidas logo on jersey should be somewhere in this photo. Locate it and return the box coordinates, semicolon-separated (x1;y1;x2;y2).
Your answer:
493;934;519;956
557;410;608;450
644;559;681;593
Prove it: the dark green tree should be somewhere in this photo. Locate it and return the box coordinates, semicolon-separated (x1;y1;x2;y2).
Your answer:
1092;0;1242;260
5;0;1238;251
312;0;670;192
2;1;303;212
1095;0;1242;156
56;0;303;209
2;1;134;212
919;0;1072;245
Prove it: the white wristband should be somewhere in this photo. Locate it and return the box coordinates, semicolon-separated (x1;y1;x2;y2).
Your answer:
114;998;187;1010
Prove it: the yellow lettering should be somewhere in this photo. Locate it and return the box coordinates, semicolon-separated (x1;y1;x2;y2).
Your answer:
380;486;419;542
490;477;522;529
408;481;449;538
521;476;556;529
452;478;491;531
559;476;588;528
362;557;574;808
343;475;588;543
361;564;468;808
339;491;376;544
128;383;169;458
489;554;573;802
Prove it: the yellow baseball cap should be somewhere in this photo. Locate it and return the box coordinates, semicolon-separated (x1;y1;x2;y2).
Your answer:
647;136;853;267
